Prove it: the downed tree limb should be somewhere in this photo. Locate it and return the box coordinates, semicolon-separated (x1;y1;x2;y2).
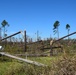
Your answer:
0;52;47;67
15;54;48;57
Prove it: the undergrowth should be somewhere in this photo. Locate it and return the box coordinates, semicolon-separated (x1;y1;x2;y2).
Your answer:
0;55;76;75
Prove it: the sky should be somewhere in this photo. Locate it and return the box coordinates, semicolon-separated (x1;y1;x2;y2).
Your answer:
0;0;76;40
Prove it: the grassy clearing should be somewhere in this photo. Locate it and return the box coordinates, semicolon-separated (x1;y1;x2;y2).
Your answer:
27;56;60;66
0;56;59;75
0;62;24;75
0;54;76;75
0;61;49;75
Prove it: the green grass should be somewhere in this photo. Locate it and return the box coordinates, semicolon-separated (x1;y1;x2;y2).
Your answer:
0;61;49;75
27;56;60;66
0;61;25;75
0;56;59;75
0;62;10;74
0;54;76;75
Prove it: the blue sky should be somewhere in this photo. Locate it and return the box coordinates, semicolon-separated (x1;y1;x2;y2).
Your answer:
0;0;76;40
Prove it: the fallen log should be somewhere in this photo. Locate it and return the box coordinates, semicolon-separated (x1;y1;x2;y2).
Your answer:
0;52;47;67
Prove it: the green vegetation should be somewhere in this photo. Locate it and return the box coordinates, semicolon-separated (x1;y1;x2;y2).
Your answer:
0;40;76;75
0;62;23;75
53;20;60;39
0;55;76;75
66;24;70;40
1;20;9;38
28;56;59;66
0;20;76;75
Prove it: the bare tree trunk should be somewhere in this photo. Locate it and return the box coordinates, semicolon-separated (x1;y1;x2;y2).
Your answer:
57;27;59;39
68;29;69;40
0;28;2;40
4;27;6;38
50;46;53;56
